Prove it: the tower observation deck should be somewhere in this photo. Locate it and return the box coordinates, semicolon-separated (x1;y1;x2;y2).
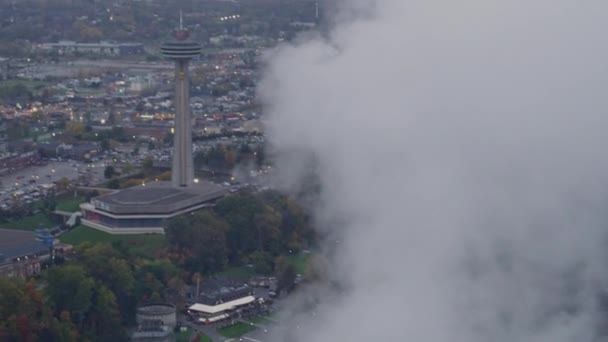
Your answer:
161;16;201;187
76;15;227;235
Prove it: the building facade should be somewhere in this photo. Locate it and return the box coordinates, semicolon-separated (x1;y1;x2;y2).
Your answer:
39;41;144;56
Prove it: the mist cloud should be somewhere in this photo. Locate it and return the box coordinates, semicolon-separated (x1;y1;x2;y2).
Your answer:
260;1;608;341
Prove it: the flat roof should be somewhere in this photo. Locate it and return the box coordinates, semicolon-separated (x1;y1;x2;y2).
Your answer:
0;229;48;263
188;296;256;315
92;181;226;215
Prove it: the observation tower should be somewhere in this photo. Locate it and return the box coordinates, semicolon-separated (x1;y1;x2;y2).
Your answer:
161;12;201;187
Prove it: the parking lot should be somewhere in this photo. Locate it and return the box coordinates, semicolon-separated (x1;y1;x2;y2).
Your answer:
0;159;106;208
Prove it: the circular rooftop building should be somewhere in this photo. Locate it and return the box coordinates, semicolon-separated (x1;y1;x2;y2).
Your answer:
136;303;177;328
160;30;201;60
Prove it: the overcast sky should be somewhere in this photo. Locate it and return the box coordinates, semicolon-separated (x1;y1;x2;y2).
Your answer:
261;1;608;341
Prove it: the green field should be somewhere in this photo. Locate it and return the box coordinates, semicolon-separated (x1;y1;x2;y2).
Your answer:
249;315;272;325
59;225;166;258
55;196;85;212
214;265;256;281
217;322;257;338
176;327;212;342
0;212;54;231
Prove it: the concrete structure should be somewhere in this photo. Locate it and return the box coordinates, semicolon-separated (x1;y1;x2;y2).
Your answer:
131;322;173;342
81;181;225;234
132;304;176;342
187;285;257;324
136;303;177;328
161;15;201;188
78;18;225;235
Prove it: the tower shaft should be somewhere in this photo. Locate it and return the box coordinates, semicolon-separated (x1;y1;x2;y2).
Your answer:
172;59;193;187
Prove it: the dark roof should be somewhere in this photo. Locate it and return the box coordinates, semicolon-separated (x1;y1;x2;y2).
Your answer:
0;229;48;264
199;285;253;306
92;181;226;215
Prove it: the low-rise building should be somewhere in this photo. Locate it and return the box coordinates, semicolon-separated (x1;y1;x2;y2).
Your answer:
0;151;41;176
0;229;50;279
187;285;257;324
80;181;227;234
39;41;144;56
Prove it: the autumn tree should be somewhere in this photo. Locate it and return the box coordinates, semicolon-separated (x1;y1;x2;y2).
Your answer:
45;265;94;327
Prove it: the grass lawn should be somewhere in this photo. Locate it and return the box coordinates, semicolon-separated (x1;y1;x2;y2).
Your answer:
0;212;54;231
214;265;256;281
249;315;272;325
176;327;212;342
55;196;85;212
59;225;166;258
217;322;257;338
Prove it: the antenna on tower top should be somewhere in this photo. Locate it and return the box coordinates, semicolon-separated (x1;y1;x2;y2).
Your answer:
179;10;183;30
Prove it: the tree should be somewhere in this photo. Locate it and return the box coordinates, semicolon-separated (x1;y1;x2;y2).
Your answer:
122;162;134;176
45;265;95;326
84;285;126;341
253;205;281;252
276;262;297;296
142;156;154;177
55;177;71;193
165;212;229;273
104;165;115;179
107;179;120;189
215;194;265;260
0;278;78;341
249;250;273;275
215;194;282;260
66;121;84;137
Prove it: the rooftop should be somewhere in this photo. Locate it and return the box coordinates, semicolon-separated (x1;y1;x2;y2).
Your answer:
189;295;256;315
92;181;226;215
0;229;49;264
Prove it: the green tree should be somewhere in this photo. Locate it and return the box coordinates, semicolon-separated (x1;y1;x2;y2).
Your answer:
275;259;297;295
55;177;71;193
122;162;134;176
249;250;273;275
84;285;126;341
45;265;94;326
142;156;154;177
104;165;115;179
166;212;229;273
215;194;282;259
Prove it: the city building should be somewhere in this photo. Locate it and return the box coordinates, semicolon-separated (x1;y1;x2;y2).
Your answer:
187;285;257;324
0;151;41;176
39;41;144;56
79;20;227;234
80;181;226;234
0;229;50;278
